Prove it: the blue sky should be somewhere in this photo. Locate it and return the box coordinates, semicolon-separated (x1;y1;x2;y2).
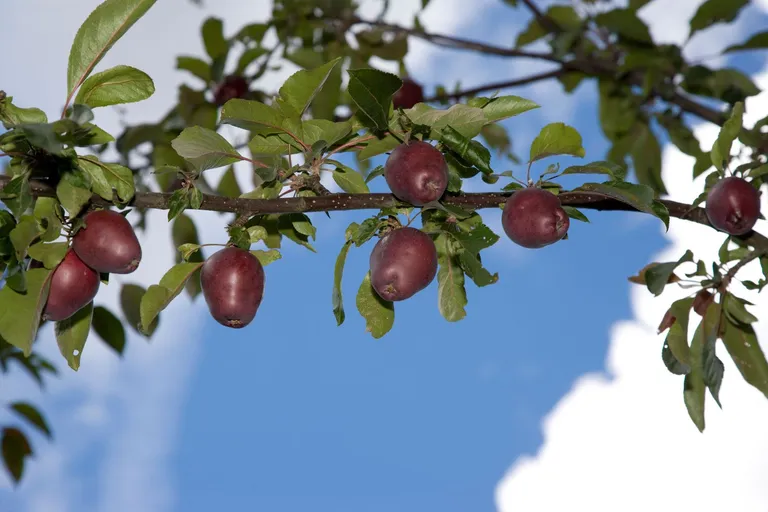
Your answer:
3;1;768;511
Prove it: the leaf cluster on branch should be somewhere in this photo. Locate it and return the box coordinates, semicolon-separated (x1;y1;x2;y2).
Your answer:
3;0;768;485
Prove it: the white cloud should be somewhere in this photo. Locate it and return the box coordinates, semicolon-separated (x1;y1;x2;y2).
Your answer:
496;16;768;512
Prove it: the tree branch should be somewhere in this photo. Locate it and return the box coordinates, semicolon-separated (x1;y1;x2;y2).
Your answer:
348;16;561;63
519;0;561;34
3;176;767;252
425;68;565;102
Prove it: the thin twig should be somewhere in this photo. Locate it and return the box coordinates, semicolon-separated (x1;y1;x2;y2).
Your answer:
425;68;565;102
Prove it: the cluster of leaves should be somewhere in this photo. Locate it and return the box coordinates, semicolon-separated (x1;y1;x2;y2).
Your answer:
3;0;768;486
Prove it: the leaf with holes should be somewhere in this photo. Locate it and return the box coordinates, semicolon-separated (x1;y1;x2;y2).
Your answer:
54;301;94;371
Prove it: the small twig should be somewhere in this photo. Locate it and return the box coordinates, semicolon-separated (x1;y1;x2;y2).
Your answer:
723;249;766;287
229;213;251;228
324;134;377;160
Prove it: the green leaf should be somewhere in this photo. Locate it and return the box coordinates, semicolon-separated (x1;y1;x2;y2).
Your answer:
561;160;627;180
458;250;498;287
92;305;126;356
0;268;52;355
171;126;243;171
332;166;370;194
121;283;157;336
685;320;707;432
725;31;768;53
220;99;285;133
630;123;665;193
78;156;134;202
75;65;154;108
711;101;744;170
440;126;493;175
700;302;724;407
1;174;33;218
356;271;394;339
332;241;352;326
236;47;269;75
10;216;42;261
575;181;668;227
665;298;695;369
56;172;93;217
347;68;403;130
250;249;281;267
216;167;242;198
406;103;487;140
561;205;590;223
201;17;227;59
435;234;467;322
451;222;499;255
54;301;93;371
301;120;352;148
595;8;653;44
67;0;158;98
644;250;694;296
529;122;585;163
33;198;64;243
167;189;189;222
176;56;211;82
9;402;52;439
724;293;758;324
721;319;768;399
2;427;32;484
0;96;47;127
28;242;68;269
276;58;342;118
140;262;203;333
689;0;749;38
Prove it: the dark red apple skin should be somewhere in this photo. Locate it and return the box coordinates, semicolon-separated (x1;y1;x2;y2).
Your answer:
72;210;142;274
370;227;438;302
705;177;761;235
384;141;449;206
200;247;265;328
213;75;249;106
392;78;424;110
502;188;570;249
43;250;100;322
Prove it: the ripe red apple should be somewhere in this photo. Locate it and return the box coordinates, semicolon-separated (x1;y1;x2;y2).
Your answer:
200;247;265;328
502;188;570;248
392;78;424;109
370;227;438;302
213;75;249;106
384;141;448;206
705;176;760;235
42;250;100;322
72;210;142;274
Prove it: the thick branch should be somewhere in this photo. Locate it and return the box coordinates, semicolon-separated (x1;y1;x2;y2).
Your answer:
3;176;767;252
